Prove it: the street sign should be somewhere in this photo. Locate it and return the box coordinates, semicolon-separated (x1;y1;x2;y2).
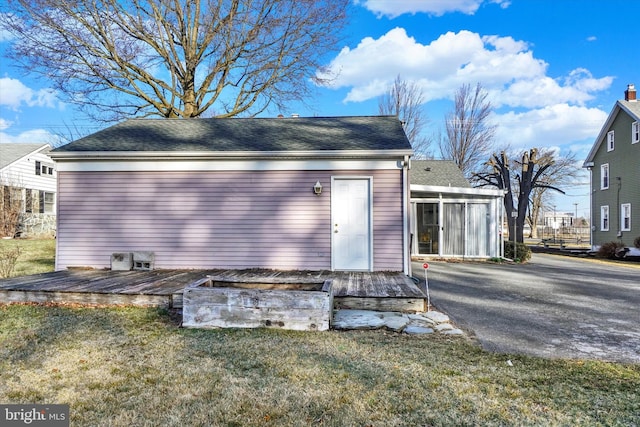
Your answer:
422;262;430;311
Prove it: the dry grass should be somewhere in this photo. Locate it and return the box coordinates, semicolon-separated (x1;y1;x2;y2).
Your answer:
1;304;639;426
0;238;55;277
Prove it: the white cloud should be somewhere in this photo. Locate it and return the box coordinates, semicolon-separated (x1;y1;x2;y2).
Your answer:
356;0;511;18
0;128;60;144
0;118;11;131
0;77;60;110
0;28;13;42
492;104;607;149
0;12;22;42
319;28;613;114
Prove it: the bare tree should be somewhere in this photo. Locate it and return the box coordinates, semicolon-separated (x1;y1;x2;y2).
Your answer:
439;83;496;177
474;149;566;243
0;0;349;121
378;75;430;156
1;183;23;238
525;149;579;238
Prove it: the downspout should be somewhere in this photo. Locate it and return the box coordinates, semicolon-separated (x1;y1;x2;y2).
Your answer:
403;155;411;276
500;191;505;259
54;168;60;271
463;201;468;260
584;163;594;249
616;177;622;238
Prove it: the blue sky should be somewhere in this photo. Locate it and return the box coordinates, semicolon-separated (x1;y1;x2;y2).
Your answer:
1;0;638;217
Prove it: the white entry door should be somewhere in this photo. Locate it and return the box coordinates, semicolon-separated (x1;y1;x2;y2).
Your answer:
332;177;372;271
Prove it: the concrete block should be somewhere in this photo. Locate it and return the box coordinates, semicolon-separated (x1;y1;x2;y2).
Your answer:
111;253;133;271
132;251;155;271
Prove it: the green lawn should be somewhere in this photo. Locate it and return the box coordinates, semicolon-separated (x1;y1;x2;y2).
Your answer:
1;239;639;425
0;238;56;277
0;305;639;426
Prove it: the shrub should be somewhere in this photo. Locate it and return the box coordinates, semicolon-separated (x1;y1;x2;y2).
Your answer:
597;241;626;259
634;236;640;249
1;186;23;238
0;245;22;278
503;241;531;263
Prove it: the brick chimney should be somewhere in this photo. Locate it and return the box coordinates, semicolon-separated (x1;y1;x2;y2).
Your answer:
625;84;636;102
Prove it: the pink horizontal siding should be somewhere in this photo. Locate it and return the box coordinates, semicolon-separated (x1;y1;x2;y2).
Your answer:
371;170;404;270
56;169;404;271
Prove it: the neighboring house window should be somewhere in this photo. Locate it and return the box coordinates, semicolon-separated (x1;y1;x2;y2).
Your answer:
600;206;609;231
621;203;631;231
25;190;33;213
39;191;55;214
607;130;614;151
600;163;609;189
36;161;54;177
633;122;639;144
2;186;24;213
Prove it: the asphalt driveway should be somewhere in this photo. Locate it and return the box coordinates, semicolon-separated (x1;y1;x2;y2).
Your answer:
412;253;640;364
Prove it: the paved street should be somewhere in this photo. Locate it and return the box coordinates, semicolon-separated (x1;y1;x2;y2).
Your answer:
412;253;640;364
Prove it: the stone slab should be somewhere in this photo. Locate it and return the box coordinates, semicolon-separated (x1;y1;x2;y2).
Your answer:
333;309;386;330
404;325;435;335
424;311;450;324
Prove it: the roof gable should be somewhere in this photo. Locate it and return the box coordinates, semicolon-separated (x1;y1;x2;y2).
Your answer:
0;143;51;170
52;116;412;156
410;160;470;187
584;100;640;165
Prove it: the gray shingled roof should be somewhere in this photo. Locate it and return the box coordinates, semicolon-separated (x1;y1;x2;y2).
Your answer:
620;99;640;119
52;116;412;153
0;143;51;169
410;160;470;187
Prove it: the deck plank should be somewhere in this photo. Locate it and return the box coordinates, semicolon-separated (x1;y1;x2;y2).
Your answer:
0;269;426;311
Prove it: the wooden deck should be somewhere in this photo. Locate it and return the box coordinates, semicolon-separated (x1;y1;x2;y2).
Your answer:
0;269;426;312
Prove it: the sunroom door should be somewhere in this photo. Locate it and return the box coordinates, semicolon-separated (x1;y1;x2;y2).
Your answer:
443;203;465;256
416;203;439;254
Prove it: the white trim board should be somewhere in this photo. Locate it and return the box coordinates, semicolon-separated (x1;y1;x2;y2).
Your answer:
56;159;404;172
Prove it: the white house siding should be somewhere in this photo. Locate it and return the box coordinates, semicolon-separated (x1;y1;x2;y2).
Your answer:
1;150;57;194
1;148;57;236
56;169;404;271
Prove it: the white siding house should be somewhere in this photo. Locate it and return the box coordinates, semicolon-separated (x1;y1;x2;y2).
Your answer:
0;143;57;237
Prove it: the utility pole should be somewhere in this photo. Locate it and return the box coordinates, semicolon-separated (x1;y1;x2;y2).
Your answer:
553;205;557;242
574;202;578;243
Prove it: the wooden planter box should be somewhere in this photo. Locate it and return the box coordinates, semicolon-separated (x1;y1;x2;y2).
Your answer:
182;276;333;331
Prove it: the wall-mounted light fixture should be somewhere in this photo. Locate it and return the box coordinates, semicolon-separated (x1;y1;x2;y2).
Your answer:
313;180;323;195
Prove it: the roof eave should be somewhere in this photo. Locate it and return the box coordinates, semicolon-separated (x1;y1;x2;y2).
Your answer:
0;143;52;171
582;161;594;169
411;184;506;197
49;149;414;161
584;102;621;163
